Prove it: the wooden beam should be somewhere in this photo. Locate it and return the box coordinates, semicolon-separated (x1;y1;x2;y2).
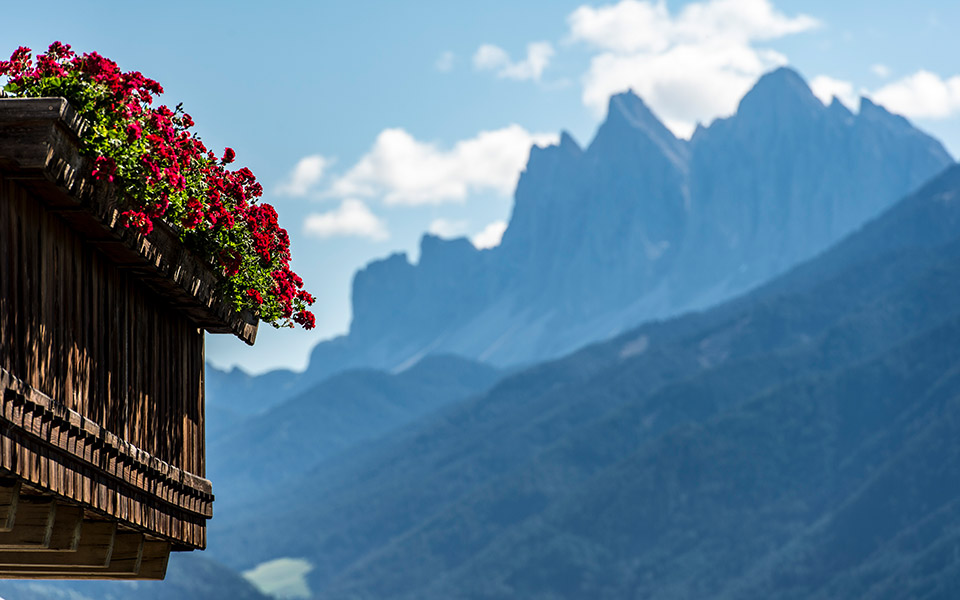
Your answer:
0;478;20;532
33;503;82;552
137;540;171;579
0;535;171;580
0;496;55;548
101;532;145;575
5;531;144;577
0;520;115;567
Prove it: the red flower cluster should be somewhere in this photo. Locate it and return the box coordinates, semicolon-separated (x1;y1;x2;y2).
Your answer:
122;210;154;235
91;155;116;182
0;43;315;330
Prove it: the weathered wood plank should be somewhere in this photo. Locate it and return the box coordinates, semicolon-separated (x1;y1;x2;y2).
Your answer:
0;317;214;497
0;531;144;577
100;531;144;575
138;540;171;579
0;479;20;532
0;496;55;548
44;503;82;551
0;535;167;579
0;520;114;567
0;391;213;548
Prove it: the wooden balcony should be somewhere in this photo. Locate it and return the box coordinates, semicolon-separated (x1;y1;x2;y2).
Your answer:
0;98;258;578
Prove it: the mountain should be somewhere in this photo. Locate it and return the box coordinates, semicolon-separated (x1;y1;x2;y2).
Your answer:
205;363;304;441
201;163;960;599
280;67;951;390
207;354;501;510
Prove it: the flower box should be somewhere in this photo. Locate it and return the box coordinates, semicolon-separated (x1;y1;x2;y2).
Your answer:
0;96;259;343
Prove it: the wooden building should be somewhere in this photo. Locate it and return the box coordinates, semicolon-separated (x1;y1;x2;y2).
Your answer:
0;98;258;579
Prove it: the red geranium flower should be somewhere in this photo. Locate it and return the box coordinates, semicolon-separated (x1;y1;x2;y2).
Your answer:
91;156;116;182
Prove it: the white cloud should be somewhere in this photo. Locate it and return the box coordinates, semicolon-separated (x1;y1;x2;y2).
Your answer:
871;70;960;119
871;63;891;78
473;42;555;82
471;220;508;249
810;75;858;109
244;557;313;599
435;51;455;72
568;0;672;53
569;0;817;51
580;43;790;135
276;155;329;197
474;45;511;71
304;199;389;241
428;218;469;238
326;126;558;206
568;0;819;134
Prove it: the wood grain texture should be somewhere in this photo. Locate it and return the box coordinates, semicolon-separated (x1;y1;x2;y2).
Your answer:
0;520;115;567
0;377;212;547
0;499;172;578
0;174;208;474
45;503;82;551
0;479;19;532
0;496;55;548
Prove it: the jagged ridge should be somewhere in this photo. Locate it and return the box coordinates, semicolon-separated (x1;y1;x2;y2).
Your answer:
227;66;954;395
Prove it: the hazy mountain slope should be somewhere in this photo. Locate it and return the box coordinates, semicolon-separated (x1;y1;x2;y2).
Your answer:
404;318;960;600
311;247;960;600
204;164;960;600
721;359;960;600
204;363;303;443
207;354;501;509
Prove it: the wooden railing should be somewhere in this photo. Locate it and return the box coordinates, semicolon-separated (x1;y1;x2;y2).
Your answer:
0;171;205;475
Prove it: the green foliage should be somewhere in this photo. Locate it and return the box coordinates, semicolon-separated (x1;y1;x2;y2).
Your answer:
0;42;315;329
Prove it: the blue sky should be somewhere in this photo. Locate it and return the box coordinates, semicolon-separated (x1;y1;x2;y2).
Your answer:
5;0;960;374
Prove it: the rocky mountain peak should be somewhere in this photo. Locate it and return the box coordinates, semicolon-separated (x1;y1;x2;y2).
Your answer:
589;90;689;167
827;96;855;121
302;66;953;380
735;66;824;127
